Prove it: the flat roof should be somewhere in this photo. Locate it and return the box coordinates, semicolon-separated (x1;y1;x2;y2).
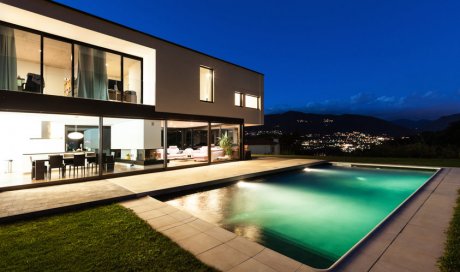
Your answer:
45;0;263;76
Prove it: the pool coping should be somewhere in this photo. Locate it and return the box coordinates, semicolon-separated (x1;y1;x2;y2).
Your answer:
315;163;442;271
148;162;443;272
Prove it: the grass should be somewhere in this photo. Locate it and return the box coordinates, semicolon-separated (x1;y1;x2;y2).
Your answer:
253;154;460;167
0;204;217;272
438;189;460;272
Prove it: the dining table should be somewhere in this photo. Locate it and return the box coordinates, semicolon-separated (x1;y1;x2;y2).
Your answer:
26;152;97;180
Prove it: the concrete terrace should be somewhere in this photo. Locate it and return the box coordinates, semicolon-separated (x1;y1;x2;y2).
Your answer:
0;158;323;221
0;158;459;272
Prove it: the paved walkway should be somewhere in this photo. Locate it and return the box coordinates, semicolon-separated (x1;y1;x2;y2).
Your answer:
0;158;321;221
121;196;314;272
0;158;458;272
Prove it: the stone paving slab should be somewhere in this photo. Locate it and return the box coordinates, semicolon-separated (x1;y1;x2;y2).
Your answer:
0;180;134;222
108;158;323;195
121;196;308;272
314;167;457;272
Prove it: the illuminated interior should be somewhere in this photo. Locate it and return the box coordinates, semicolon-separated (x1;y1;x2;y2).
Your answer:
0;3;156;105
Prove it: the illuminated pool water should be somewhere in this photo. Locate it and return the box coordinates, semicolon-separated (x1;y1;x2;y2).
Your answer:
165;165;435;269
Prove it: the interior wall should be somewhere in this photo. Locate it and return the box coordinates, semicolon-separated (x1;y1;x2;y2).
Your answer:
44;65;70;96
111;120;144;150
143;120;162;148
0;118;65;173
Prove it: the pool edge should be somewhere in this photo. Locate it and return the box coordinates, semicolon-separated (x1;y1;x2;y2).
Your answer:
315;164;442;272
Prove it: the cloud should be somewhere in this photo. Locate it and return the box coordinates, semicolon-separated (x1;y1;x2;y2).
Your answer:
267;90;460;120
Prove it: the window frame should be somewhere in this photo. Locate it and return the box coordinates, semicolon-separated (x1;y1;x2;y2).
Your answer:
199;65;214;103
0;20;144;104
244;94;260;109
234;92;243;107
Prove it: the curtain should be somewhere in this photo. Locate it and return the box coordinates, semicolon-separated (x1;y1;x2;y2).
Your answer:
0;26;17;90
76;45;108;100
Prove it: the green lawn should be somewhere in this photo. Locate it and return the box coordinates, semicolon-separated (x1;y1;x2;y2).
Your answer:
253;154;460;168
0;204;217;272
438;189;460;272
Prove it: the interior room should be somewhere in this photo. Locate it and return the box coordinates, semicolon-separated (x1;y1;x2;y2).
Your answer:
0;25;143;104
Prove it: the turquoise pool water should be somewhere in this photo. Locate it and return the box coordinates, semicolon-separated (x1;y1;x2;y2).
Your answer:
165;165;435;269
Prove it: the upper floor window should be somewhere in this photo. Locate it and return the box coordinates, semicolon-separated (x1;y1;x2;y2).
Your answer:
245;94;260;109
200;66;214;102
234;92;243;107
0;23;143;104
43;38;72;97
0;26;41;92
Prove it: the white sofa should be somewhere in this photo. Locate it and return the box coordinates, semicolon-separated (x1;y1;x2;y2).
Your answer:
193;146;224;162
155;146;224;162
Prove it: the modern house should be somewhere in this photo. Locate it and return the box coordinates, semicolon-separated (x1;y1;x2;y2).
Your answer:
0;0;264;188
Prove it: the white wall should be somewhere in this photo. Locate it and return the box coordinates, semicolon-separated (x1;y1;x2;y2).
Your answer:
17;59;40;83
143;120;162;148
110;120;162;150
0;118;65;173
43;65;71;96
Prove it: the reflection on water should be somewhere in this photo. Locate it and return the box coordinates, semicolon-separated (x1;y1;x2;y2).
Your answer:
166;165;434;269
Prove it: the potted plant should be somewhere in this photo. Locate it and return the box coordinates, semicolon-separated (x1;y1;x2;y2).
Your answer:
218;132;233;159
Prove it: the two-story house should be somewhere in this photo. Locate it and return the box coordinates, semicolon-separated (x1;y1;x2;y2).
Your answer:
0;0;263;189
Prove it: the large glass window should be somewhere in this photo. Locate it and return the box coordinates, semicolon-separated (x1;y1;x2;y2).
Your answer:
245;94;259;109
166;121;208;168
43;38;72;97
200;66;214;102
211;123;241;162
102;118;164;175
106;52;122;102
123;57;141;104
0;26;41;92
74;45;115;101
0;112;99;186
1;24;144;104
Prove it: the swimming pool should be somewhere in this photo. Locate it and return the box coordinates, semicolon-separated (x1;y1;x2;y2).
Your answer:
165;164;436;269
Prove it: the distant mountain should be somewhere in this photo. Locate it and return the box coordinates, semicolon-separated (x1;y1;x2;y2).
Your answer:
393;113;460;132
249;111;413;137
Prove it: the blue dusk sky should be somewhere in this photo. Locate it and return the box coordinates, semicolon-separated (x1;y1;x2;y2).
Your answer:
55;0;460;120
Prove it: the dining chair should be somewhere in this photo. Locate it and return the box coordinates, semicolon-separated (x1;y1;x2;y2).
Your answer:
63;153;74;173
73;154;86;177
86;152;97;172
48;155;65;179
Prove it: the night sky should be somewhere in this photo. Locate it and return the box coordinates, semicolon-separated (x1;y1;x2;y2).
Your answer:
55;0;460;120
